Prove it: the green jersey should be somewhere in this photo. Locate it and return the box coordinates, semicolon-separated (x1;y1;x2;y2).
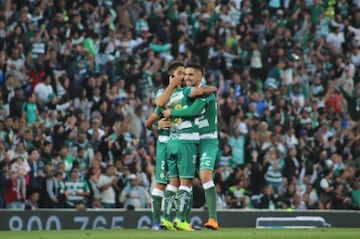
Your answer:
65;179;89;202
170;94;218;140
154;88;169;143
166;87;199;143
195;94;217;139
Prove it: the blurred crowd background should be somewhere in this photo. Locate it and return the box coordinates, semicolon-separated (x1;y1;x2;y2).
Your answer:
0;0;360;211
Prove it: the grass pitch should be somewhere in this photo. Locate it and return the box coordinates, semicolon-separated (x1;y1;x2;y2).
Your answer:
1;228;360;239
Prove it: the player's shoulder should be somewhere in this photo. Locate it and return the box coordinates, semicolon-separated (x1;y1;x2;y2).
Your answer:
202;90;216;101
176;86;193;95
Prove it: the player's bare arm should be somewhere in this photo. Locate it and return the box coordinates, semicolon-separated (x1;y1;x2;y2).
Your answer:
145;112;160;130
154;76;179;107
189;86;217;98
163;99;206;118
157;118;172;130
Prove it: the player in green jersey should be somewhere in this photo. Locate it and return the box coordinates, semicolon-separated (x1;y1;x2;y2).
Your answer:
155;62;217;231
163;63;219;230
145;62;184;230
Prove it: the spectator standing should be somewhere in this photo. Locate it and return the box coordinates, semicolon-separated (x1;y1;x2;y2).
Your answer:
73;87;93;121
46;171;66;208
339;87;360;121
86;171;102;209
258;185;277;209
64;169;90;210
283;147;300;180
248;150;266;195
326;26;345;54
228;128;245;166
119;174;151;209
351;180;360;210
87;118;105;140
215;143;233;182
34;75;55;107
6;47;26;83
128;105;145;142
318;169;335;210
21;92;38;126
9;143;27;164
331;182;351;209
0;161;10;208
194;19;212;67
293;192;307;210
302;183;319;210
25;191;39;210
324;82;341;114
9;86;24;119
27;148;45;196
97;164;118;208
10;156;30;203
225;179;248;209
264;148;284;195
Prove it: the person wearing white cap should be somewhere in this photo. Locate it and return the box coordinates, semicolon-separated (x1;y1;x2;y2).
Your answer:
86;117;105;139
119;174;151;209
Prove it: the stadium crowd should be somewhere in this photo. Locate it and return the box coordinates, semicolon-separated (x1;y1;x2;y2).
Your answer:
0;0;360;212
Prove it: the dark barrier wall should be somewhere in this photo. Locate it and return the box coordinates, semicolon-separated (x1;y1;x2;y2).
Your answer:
0;209;360;231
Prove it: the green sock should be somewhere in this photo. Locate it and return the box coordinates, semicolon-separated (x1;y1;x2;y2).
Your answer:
176;188;191;222
204;184;217;221
185;190;193;223
151;194;163;223
163;189;176;221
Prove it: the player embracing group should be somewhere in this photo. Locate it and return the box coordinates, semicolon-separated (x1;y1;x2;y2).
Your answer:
145;61;219;231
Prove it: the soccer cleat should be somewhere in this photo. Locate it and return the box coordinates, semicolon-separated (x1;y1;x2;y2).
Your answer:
160;218;177;231
204;218;219;230
152;222;161;230
173;219;194;231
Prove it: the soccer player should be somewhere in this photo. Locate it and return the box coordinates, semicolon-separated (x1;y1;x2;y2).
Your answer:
156;62;217;231
163;63;219;230
145;62;184;230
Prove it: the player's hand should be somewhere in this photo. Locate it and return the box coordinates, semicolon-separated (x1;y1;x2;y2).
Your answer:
158;118;172;129
208;86;217;93
169;74;180;88
163;108;171;118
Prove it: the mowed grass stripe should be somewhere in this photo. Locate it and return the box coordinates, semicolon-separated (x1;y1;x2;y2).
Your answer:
1;228;360;239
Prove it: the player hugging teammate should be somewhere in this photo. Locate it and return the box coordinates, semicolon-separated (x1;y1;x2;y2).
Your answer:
145;61;219;231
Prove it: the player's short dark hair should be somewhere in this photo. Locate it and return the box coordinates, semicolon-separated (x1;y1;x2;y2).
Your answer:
167;61;184;76
186;62;204;75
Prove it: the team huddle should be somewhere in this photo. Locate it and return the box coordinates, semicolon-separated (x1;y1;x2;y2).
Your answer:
145;62;219;231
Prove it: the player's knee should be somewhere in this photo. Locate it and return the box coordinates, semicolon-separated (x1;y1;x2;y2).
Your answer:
155;183;166;191
200;171;213;183
169;178;180;188
180;178;192;188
